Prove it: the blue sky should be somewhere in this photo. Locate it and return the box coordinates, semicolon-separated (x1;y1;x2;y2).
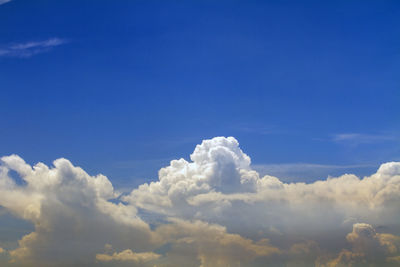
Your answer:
1;0;399;188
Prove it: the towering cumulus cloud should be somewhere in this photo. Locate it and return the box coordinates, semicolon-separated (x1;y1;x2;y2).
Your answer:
0;137;399;266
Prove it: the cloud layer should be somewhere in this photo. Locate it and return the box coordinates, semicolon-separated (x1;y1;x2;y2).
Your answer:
0;136;399;266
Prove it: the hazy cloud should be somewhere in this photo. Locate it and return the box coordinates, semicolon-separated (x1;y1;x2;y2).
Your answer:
0;0;11;5
252;162;375;182
0;38;67;58
333;133;396;145
96;246;161;263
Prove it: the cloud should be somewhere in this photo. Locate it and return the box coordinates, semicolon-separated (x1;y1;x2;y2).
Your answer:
320;223;400;266
96;246;160;263
0;155;155;266
125;137;400;234
154;218;280;267
0;136;400;266
252;162;374;182
0;38;67;58
332;133;396;145
0;0;11;5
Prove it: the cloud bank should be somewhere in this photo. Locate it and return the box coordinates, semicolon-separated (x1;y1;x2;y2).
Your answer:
0;136;399;266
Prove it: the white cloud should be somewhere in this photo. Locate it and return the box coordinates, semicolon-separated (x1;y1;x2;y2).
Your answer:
0;0;11;5
125;137;400;240
332;133;396;144
0;155;155;266
0;38;67;58
0;136;400;266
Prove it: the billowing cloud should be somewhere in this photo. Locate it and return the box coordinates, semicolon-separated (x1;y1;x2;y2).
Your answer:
320;223;400;266
0;155;155;266
125;137;400;240
0;38;67;58
0;136;399;266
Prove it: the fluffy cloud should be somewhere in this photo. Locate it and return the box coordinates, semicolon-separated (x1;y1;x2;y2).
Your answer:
124;137;259;213
126;137;400;243
0;155;155;266
0;136;400;266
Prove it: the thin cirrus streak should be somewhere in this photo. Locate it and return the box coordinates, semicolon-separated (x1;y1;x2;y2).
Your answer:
0;0;11;5
332;133;397;144
0;38;67;58
0;136;399;266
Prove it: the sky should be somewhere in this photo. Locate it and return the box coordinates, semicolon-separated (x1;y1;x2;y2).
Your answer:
0;0;400;266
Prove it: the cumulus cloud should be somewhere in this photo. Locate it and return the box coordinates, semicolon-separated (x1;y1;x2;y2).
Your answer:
0;38;67;58
0;155;155;266
320;223;400;266
125;137;400;241
0;136;399;266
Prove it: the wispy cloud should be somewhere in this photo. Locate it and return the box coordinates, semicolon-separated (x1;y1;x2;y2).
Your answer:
0;38;67;58
332;133;397;145
252;162;375;182
0;0;12;5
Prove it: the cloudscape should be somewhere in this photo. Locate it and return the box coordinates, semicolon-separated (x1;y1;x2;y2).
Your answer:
1;0;400;266
1;137;400;266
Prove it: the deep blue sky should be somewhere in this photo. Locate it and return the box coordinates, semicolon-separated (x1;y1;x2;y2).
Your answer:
1;0;399;188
